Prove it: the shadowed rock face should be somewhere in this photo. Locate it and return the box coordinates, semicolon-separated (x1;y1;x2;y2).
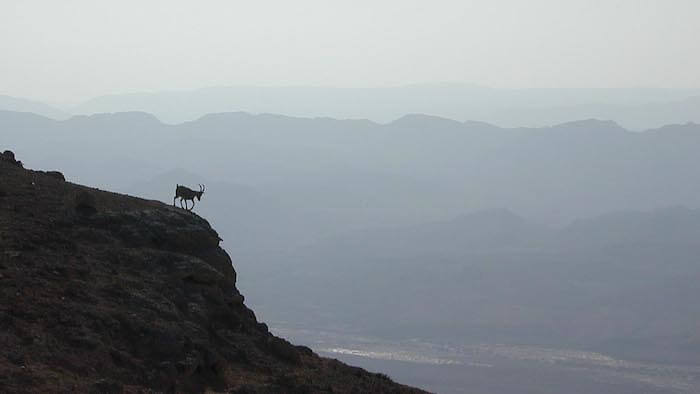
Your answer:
0;157;424;393
1;150;22;167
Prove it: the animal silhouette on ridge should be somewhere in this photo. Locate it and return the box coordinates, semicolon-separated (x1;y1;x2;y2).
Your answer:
174;184;205;211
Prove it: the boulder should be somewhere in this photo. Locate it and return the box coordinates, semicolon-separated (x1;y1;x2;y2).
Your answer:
174;256;225;285
265;336;301;364
44;171;65;182
1;150;23;167
74;191;97;216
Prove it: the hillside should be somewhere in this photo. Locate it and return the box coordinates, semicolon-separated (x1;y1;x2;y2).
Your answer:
0;153;424;393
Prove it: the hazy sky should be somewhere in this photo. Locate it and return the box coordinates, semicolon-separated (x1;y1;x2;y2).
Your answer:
2;0;699;103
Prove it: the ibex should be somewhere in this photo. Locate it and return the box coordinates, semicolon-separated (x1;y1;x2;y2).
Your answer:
174;184;205;211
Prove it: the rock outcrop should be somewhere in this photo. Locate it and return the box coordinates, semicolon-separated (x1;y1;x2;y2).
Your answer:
0;155;425;393
1;150;22;167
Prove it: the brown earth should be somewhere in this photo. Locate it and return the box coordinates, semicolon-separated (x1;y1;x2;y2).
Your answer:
0;155;427;393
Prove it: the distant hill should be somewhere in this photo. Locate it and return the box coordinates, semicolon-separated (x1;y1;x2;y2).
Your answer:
71;84;700;129
0;95;70;120
7;85;700;129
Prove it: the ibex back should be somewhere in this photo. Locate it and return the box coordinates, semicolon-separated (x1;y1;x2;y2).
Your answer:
174;184;205;211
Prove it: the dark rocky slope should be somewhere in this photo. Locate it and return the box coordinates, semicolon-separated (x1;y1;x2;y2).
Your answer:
0;155;425;393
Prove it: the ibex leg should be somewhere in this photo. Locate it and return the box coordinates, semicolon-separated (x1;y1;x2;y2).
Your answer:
173;196;177;207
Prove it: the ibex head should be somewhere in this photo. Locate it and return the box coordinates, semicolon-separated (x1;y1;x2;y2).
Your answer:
195;184;206;201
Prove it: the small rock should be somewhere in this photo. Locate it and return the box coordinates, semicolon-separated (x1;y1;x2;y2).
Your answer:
74;191;97;216
265;336;301;364
228;294;245;306
2;150;15;162
1;150;22;167
89;379;122;394
176;256;225;285
44;171;65;181
159;361;178;380
176;356;199;377
296;345;314;356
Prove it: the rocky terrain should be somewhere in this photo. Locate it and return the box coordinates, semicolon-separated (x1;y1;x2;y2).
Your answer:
0;152;424;393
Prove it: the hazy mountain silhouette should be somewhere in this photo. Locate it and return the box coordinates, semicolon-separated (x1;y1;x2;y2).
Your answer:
5;110;700;230
70;84;700;129
255;206;700;365
0;95;70;120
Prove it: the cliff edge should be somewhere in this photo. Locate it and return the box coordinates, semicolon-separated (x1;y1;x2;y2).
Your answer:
0;154;425;393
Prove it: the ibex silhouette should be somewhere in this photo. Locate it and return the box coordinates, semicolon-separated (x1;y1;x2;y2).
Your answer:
174;184;205;211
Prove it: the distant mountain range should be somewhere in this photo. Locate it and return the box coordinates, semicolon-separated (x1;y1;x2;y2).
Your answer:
4;109;700;228
4;84;700;129
5;107;700;366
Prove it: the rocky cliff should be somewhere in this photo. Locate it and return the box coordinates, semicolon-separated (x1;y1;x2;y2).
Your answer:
0;154;424;393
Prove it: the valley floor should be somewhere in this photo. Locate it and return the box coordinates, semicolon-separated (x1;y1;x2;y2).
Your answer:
271;324;700;394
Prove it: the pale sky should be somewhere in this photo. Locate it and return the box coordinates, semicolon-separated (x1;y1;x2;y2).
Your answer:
1;0;699;103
